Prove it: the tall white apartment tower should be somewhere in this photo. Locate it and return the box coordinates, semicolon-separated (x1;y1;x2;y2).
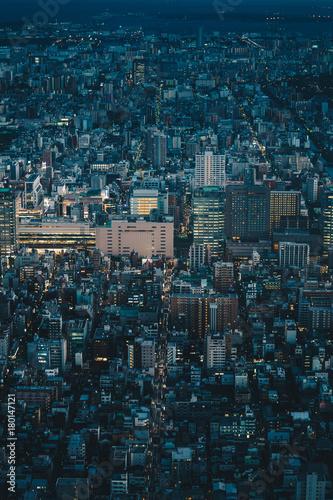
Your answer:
206;333;226;369
307;175;319;204
195;151;226;188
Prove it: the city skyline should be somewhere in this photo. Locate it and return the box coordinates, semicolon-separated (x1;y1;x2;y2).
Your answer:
0;3;332;500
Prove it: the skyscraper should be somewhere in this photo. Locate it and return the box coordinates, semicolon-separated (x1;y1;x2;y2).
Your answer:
0;188;19;257
321;186;333;251
133;58;149;85
225;184;270;240
197;26;205;48
307;175;319;203
270;190;301;233
195;151;226;188
146;130;167;167
193;186;225;261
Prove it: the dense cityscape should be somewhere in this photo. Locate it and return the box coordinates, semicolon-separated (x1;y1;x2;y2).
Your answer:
0;2;333;499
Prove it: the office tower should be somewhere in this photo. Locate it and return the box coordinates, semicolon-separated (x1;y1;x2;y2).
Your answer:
321;186;333;251
193;186;225;261
270;191;301;232
197;26;205;47
50;339;67;373
133;58;149;85
296;472;326;500
32;338;67;372
195;151;226;188
205;332;226;369
307;175;319;203
67;319;88;360
49;312;63;339
214;261;234;292
9;160;22;181
225;184;270;240
244;166;256;186
130;189;158;216
189;244;206;271
146;130;167;167
23;174;44;209
130;189;168;216
309;307;331;333
0;188;19;257
279;242;309;268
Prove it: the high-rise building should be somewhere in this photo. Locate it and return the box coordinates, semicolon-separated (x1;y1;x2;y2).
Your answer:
130;189;168;216
225;184;270;240
279;242;309;268
189;244;206;271
195;151;226;188
214;261;234;292
205;332;226;369
270;190;301;232
133;58;149;85
127;338;155;369
193;186;225;261
307;175;319;203
146;130;167;167
49;312;63;340
67;319;88;360
197;26;205;47
170;292;238;338
0;188;19;257
50;339;67;373
321;186;333;251
296;472;326;500
168;193;181;229
244;166;256;186
140;339;155;369
23;174;44;209
170;293;213;339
